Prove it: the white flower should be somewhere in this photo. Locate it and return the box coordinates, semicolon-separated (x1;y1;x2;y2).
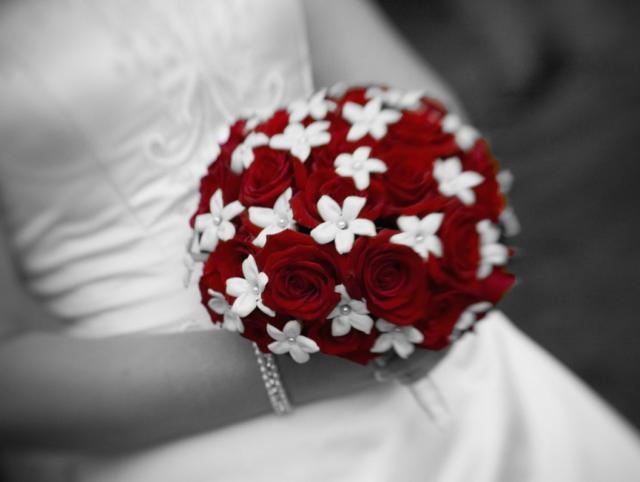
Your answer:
390;213;444;260
269;121;331;161
288;89;336;123
496;170;521;237
248;188;295;247
449;301;492;341
327;285;374;336
207;289;244;333
245;107;275;131
310;195;376;254
342;98;401;141
192;189;244;253
441;113;479;151
433;157;484;205
226;255;275;317
328;82;348;97
267;320;320;363
230;132;269;174
476;220;509;279
209;123;231;163
365;86;423;110
370;319;424;359
334;146;387;190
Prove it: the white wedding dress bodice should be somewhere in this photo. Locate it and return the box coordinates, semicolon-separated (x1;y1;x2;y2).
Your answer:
1;1;639;481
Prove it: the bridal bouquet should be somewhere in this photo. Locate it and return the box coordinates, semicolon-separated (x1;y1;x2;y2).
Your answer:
191;85;515;364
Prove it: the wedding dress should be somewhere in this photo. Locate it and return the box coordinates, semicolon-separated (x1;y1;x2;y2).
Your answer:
0;1;639;481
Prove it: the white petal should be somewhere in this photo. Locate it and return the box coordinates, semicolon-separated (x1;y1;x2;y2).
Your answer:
222;200;245;220
378;109;402;124
426;236;443;257
476;262;492;279
222;312;244;333
269;340;290;355
207;295;229;315
392;337;415;359
199;228;219;252
210;189;224;214
269;134;292;150
420;213;444;234
289;345;311;363
350;313;374;334
194;213;213;232
397;215;420;233
456;171;484;190
274;187;293;213
349;219;376;237
257;300;276;317
216;221;236;241
317;195;342;222
371;334;393;353
352;170;371;190
341;196;367;221
226;277;251;297
342;102;363;123
283;320;302;338
249;207;277;228
369;123;388;140
404;326;425;344
334;152;353;169
242;255;260;284
375;318;396;332
334;283;349;299
297;335;320;353
267;323;284;341
457;188;476;206
365;158;387;173
292;143;311;162
231;292;257;317
310;222;338;244
456;126;479;150
335;229;355;254
349;299;368;314
347;124;369;142
331;317;352;336
253;225;282;247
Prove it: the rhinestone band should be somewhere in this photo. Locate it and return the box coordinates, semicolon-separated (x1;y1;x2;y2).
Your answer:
253;343;292;415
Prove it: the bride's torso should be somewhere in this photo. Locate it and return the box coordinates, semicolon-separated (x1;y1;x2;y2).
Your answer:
0;0;312;337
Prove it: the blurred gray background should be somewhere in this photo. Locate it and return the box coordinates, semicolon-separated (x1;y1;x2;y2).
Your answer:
376;0;640;427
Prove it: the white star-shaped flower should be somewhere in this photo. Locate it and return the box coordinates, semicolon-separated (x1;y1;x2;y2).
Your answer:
441;113;480;151
327;284;374;336
230;132;270;174
248;188;295;247
496;170;521;237
365;86;423;110
334;146;387;190
449;301;492;341
370;319;424;359
288;89;337;123
310;195;376;254
342;98;402;141
390;213;444;260
192;189;244;253
207;289;244;333
226;255;275;317
267;320;320;363
269;121;331;161
476;220;509;279
433;157;484;206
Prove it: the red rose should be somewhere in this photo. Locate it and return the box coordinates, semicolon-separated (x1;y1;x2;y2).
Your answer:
419;290;477;350
291;168;385;228
430;205;515;302
239;148;306;207
256;230;341;322
307;321;377;364
347;231;429;325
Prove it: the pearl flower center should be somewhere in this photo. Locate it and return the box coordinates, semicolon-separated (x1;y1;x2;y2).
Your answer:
339;304;352;315
336;219;348;230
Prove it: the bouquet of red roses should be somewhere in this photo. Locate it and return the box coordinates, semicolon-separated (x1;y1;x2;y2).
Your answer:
191;85;515;364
